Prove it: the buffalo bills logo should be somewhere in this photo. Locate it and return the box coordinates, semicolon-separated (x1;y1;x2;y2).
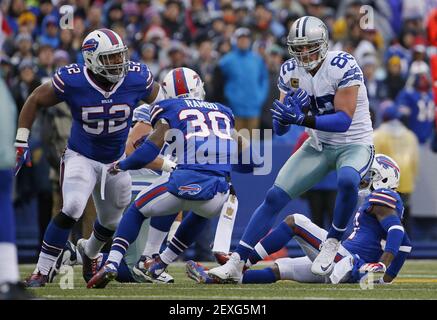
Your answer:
178;184;202;196
82;38;99;52
376;156;399;179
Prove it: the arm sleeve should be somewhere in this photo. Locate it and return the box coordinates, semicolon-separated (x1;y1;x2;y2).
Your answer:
385;234;412;278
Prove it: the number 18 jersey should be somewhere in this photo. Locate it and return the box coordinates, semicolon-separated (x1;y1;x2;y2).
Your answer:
51;62;154;163
278;50;373;145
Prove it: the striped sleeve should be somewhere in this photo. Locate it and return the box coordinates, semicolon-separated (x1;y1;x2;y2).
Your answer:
51;68;66;98
368;191;397;209
133;104;151;124
337;66;363;89
277;74;290;93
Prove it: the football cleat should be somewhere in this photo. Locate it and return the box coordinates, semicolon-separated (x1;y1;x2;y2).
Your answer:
48;240;79;283
207;252;245;284
23;269;49;288
186;261;218;284
132;255;174;283
214;251;249;272
0;282;34;300
77;238;100;282
311;238;340;275
86;262;118;289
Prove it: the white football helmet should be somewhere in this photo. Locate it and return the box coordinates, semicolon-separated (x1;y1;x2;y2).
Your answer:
287;16;329;71
162;67;205;100
81;29;128;83
365;154;401;190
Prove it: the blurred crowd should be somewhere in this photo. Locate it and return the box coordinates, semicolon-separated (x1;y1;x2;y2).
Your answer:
1;0;437;251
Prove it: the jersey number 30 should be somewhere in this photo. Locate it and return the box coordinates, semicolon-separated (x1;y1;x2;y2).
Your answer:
179;109;232;140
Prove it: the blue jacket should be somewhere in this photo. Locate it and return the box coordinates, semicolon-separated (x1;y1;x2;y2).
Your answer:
219;48;269;118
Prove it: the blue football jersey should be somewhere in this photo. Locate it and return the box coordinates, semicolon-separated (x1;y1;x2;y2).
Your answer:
342;188;409;262
51;61;154;163
396;89;435;144
150;98;236;174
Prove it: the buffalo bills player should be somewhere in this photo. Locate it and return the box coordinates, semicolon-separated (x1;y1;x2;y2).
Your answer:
16;29;166;287
187;155;412;285
86;67;244;288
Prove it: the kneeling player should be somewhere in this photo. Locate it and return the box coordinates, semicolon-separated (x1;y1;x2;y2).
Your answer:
187;154;412;285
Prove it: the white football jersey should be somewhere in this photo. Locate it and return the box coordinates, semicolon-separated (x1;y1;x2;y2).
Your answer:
278;50;373;146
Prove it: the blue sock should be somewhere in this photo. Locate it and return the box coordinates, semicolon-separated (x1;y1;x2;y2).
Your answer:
327;166;360;240
100;253;135;283
248;221;294;265
0;170;15;243
242;268;277;284
167;212;208;257
110;204;146;263
236;186;291;261
150;213;178;232
41;216;73;258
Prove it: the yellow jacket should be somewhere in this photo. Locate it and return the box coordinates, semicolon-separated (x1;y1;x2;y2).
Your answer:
373;120;419;194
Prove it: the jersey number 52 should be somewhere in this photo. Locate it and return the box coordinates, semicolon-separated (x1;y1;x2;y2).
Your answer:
82;104;130;135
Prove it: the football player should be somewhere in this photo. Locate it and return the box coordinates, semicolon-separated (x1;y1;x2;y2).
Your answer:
17;29;166;287
187;155;412;285
0;78;32;299
87;67;250;288
208;16;375;282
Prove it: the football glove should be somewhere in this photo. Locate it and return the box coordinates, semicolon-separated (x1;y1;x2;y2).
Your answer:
359;262;387;274
14;141;32;175
271;88;310;125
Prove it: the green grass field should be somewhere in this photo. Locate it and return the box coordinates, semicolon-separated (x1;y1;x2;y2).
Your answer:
21;260;437;300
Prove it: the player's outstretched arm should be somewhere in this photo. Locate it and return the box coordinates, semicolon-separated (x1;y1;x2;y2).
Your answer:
125;121;175;172
18;81;62;130
109;119;169;173
370;205;406;282
14;82;62;175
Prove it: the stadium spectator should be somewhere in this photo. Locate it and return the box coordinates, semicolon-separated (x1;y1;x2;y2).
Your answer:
215;27;269;132
384;55;406;100
397;61;435;144
373;102;419;235
190;38;218;102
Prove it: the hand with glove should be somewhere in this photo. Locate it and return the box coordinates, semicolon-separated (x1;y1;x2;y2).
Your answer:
359;262;387;274
271;88;310;126
14;128;32;175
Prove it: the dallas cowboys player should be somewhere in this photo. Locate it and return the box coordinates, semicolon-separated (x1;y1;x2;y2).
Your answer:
188;155;412;285
16;29;166;287
86;67;243;288
208;16;374;282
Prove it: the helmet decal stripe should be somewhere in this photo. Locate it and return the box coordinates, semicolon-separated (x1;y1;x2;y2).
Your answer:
301;16;309;37
99;28;119;46
295;18;301;37
173;68;189;96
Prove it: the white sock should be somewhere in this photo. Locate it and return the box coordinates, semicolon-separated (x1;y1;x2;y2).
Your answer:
0;243;20;283
142;226;168;257
160;247;178;265
167;220;181;244
85;233;106;259
37;252;58;275
254;242;269;260
107;251;124;266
